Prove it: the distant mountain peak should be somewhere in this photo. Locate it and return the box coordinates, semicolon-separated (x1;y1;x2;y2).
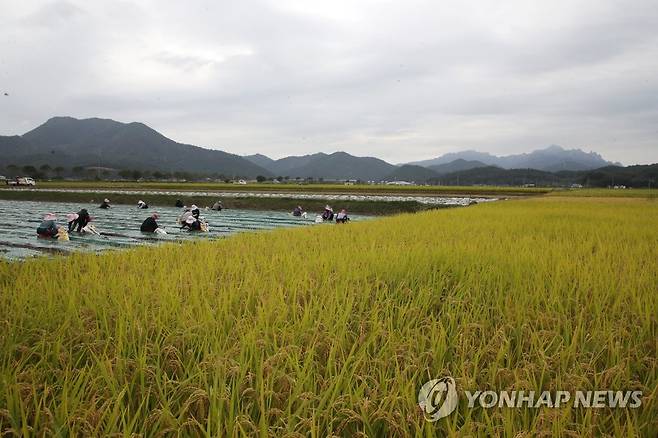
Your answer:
46;115;76;122
43;115;122;125
409;145;618;172
7;116;272;177
248;153;272;159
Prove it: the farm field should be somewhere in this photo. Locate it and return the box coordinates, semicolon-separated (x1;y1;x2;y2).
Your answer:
28;180;552;196
0;200;340;260
0;195;656;436
546;188;657;198
0;189;438;216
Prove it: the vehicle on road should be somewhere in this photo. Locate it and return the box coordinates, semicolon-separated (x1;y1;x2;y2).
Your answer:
6;176;36;186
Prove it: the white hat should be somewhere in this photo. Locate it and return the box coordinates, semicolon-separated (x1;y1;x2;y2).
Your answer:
104;198;110;203
185;216;195;224
191;204;198;209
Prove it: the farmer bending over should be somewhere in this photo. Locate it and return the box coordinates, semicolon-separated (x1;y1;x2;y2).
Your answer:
140;213;160;233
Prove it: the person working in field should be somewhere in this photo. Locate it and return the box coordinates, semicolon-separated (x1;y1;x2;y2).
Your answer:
68;208;91;232
140;212;160;233
335;209;350;223
322;205;334;221
292;205;305;217
190;204;200;218
178;208;193;225
99;198;111;209
180;215;202;231
36;213;68;240
211;200;222;211
37;213;59;238
137;200;149;209
66;213;79;231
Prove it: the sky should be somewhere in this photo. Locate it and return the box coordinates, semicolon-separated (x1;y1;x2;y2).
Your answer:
1;0;657;165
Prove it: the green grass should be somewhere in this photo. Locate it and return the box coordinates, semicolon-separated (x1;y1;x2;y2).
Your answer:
0;197;656;436
548;188;657;198
31;180;551;196
0;189;436;215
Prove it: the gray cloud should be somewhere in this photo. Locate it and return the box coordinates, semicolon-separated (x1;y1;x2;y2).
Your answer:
1;0;657;164
21;0;85;26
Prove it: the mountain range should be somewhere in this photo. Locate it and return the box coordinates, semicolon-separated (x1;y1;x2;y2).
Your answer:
0;116;628;182
245;147;620;182
1;117;271;178
408;145;620;172
244;152;396;181
426;164;657;188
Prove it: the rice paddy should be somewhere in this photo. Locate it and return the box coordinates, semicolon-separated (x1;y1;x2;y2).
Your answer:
0;195;656;436
0;200;349;260
31;181;551;196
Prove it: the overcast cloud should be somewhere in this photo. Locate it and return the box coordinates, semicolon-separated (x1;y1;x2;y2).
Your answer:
1;0;657;164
